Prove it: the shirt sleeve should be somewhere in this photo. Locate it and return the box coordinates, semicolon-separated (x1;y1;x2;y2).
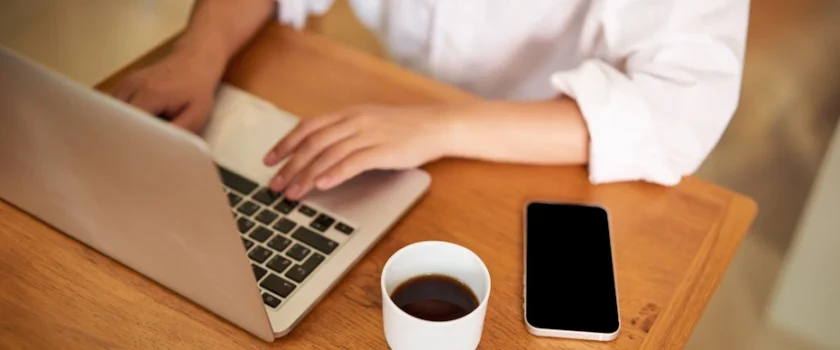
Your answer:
275;0;335;29
550;0;750;186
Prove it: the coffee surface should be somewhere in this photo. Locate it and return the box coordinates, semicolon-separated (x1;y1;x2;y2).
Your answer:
390;274;479;322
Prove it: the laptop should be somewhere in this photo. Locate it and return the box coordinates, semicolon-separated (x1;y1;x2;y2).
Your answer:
0;47;430;341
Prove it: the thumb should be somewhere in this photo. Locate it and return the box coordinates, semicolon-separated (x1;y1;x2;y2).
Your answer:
127;90;168;116
171;100;212;133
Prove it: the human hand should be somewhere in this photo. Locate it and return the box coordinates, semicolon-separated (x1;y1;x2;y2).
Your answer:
263;105;457;200
110;50;224;133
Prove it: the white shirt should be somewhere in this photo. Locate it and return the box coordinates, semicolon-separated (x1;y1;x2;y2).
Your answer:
275;0;750;186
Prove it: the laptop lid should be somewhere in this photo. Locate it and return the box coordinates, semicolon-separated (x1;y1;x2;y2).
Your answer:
0;47;275;341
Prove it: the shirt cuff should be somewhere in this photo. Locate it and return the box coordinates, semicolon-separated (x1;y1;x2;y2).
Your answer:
276;0;334;30
550;60;683;186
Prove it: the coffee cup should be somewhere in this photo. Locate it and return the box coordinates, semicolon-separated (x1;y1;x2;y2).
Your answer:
380;241;491;350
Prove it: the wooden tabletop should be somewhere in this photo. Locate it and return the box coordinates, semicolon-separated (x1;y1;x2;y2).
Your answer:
0;24;757;350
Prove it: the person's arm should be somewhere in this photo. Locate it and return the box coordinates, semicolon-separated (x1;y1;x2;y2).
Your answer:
443;99;589;166
451;0;751;186
168;0;277;80
260;100;590;198
111;0;276;132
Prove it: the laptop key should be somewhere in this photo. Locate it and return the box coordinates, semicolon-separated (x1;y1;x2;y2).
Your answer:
310;213;335;232
267;235;291;252
242;237;255;251
274;199;298;214
218;167;258;195
248;246;273;264
272;218;296;234
301;252;325;270
298;205;317;217
227;192;242;206
284;266;309;283
237;217;256;234
285;253;325;283
237;201;260;216
286;244;310;261
260;274;296;298
335;222;354;235
255;209;278;226
266;255;292;273
252;264;267;281
252;188;282;206
262;293;281;308
291;227;338;255
249;226;273;243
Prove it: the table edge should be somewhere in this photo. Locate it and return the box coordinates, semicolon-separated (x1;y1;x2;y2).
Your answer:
640;194;758;349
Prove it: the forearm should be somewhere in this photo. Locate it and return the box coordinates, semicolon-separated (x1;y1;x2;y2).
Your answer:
445;99;589;165
173;0;276;74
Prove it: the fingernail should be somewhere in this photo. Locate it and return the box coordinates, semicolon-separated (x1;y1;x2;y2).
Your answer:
264;152;277;165
269;175;284;190
286;183;301;199
316;177;332;190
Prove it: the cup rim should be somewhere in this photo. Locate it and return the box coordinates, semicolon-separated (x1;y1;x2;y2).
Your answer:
380;240;492;324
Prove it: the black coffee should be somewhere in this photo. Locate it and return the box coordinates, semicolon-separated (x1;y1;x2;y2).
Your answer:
390;274;479;322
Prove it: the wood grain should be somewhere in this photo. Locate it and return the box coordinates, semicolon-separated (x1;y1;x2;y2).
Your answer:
0;24;757;350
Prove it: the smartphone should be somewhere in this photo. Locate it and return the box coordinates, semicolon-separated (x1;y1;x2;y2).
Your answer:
523;201;620;341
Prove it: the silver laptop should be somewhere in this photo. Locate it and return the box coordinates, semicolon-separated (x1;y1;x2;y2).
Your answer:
0;47;430;341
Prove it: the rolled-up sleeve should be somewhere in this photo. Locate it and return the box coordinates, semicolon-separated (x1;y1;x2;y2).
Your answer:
550;0;750;186
275;0;335;29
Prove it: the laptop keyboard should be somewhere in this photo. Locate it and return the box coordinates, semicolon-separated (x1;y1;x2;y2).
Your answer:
218;166;356;310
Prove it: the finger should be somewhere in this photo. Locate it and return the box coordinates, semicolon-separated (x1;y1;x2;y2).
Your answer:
111;78;139;102
282;136;374;199
267;118;360;193
127;90;167;116
171;100;211;133
264;112;346;165
314;148;384;192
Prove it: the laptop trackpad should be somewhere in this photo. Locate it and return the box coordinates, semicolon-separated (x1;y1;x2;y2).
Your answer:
202;84;297;185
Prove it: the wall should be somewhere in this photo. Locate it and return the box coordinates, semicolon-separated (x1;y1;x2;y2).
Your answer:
766;119;840;349
0;0;191;86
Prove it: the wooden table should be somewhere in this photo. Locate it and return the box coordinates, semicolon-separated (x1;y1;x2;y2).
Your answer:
0;24;757;349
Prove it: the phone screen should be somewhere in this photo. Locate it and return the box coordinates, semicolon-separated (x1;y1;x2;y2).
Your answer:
525;202;620;334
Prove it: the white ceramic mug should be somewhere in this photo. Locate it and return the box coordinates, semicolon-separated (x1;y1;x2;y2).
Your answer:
380;241;491;350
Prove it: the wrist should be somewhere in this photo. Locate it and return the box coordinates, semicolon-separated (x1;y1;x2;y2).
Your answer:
171;33;230;78
436;102;489;159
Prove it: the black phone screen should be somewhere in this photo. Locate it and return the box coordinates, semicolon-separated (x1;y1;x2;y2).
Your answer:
525;202;620;334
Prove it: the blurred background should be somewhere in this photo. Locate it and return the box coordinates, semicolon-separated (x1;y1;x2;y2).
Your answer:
2;0;838;348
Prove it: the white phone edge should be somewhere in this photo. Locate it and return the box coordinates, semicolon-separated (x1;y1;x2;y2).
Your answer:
522;200;622;342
